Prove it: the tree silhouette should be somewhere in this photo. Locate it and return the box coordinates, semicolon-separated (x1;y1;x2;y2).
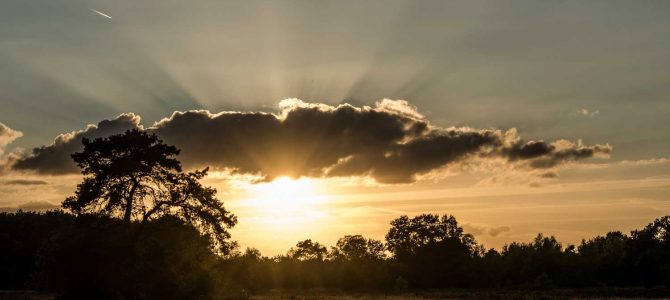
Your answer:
332;235;386;260
63;129;237;253
577;231;628;286
386;214;478;258
628;215;670;285
500;234;565;288
385;214;482;287
288;239;328;261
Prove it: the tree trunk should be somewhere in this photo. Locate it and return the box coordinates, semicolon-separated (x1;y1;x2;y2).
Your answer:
124;180;138;222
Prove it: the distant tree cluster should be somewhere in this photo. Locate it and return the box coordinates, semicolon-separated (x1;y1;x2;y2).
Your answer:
218;214;670;292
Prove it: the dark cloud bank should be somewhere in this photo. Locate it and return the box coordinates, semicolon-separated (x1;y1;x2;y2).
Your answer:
11;100;611;183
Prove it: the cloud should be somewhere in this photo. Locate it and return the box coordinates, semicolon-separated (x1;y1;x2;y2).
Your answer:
11;100;611;183
489;226;511;237
12;113;142;174
574;108;599;117
563;157;670;171
4;179;48;185
463;223;511;237
475;168;560;188
503;130;611;168
539;172;558;179
525;140;612;169
0;122;23;154
0;200;59;213
0;122;23;174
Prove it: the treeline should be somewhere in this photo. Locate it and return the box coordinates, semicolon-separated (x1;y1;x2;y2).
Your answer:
2;211;670;299
221;214;670;291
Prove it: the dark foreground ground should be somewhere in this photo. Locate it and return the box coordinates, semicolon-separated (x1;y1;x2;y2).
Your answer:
3;288;670;300
249;288;670;299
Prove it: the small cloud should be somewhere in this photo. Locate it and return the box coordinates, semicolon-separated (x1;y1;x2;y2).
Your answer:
463;223;512;237
574;108;599;118
570;157;670;170
0;123;23;173
462;224;486;235
617;157;670;167
539;172;558;179
474;167;562;188
4;179;48;186
0;122;23;154
489;226;511;237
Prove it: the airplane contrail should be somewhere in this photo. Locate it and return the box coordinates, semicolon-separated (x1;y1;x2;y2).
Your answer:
89;8;112;19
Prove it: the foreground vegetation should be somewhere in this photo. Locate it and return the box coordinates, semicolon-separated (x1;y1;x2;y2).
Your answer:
1;210;670;299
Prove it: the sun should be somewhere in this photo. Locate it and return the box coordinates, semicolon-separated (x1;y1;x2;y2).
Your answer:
229;176;334;254
243;176;327;225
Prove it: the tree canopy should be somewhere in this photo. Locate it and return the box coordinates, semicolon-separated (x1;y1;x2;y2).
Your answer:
331;235;386;261
288;239;328;261
386;214;479;258
63;129;237;253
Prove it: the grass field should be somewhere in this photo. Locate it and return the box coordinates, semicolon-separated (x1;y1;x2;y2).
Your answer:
0;291;54;300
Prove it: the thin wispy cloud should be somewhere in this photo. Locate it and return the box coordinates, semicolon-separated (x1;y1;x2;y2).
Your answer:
4;179;48;186
0;122;22;151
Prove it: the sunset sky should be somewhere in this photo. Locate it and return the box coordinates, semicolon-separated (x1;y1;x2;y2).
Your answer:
1;0;669;255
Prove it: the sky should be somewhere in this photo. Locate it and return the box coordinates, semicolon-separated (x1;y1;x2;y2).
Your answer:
1;0;669;255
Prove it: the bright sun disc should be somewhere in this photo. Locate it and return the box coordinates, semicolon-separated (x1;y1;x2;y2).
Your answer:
245;177;327;225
